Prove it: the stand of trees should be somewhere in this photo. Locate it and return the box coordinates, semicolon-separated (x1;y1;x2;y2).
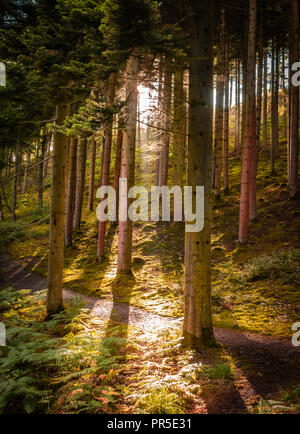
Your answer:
0;0;299;351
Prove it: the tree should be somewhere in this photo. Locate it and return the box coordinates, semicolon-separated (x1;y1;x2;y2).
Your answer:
116;55;139;278
183;0;215;350
97;72;116;260
288;0;299;199
87;137;96;212
238;0;257;244
73;138;87;230
65;137;77;247
47;102;70;315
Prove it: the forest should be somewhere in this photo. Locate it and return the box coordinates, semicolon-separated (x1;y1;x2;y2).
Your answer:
0;0;299;417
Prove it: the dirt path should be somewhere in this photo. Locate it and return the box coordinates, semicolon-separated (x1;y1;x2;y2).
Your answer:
1;254;300;413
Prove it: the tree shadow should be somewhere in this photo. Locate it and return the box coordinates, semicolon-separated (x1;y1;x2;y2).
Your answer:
214;327;300;405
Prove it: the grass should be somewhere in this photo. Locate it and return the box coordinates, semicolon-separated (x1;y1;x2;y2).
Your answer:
200;362;233;380
135;386;186;414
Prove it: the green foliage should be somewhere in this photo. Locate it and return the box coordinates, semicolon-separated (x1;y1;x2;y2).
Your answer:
0;288;123;413
136;386;186;414
200;362;233;380
244;250;300;285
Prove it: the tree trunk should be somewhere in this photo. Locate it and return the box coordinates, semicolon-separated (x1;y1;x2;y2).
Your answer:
113;122;123;222
173;68;185;188
262;48;268;150
117;55;139;277
159;65;172;187
47;102;70;315
38;130;47;208
289;0;299;199
73;138;87;230
223;31;230;195
238;0;257;244
214;8;226;198
97;72;116;260
271;37;279;174
183;0;215;350
65;137;77;247
12;139;21;221
249;26;263;221
155;59;163;186
234;61;241;155
22;150;30;194
87;137;96;212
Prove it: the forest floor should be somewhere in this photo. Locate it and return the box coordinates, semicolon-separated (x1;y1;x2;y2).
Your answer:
0;146;300;413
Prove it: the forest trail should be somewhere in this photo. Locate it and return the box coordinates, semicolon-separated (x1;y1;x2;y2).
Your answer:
1;253;300;413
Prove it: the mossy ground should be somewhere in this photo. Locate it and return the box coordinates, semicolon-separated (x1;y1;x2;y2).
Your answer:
1;142;300;413
4;144;300;338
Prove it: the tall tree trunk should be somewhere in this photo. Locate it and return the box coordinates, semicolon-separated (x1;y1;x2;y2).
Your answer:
214;8;226;198
87;137;96;212
249;27;263;221
73;138;87;230
234;61;241;155
113;122;123;223
262;48;268;150
159;65;172;187
223;31;230;195
47;102;70;315
238;0;257;244
172;68;185;188
97;72;116;260
12;139;21;221
117;55;139;277
65;137;77;247
271;37;279;174
282;48;288;140
241;56;247;149
22;150;30;194
183;0;215;350
38;130;46;208
155;59;163;186
289;0;299;199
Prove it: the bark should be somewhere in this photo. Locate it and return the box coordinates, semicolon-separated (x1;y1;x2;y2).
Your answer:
159;65;172;187
249;27;263;221
113;123;123;222
238;0;257;244
47;102;70;315
262;48;268;150
87;137;96;212
183;0;215;350
38;131;47;208
223;32;230;194
214;8;226;198
117;55;139;276
155;59;163;186
271;37;279;174
288;0;299;199
172;68;185;188
22;150;31;194
12;139;21;221
234;61;241;155
73;138;87;229
281;48;288;140
97;72;116;260
65;137;77;247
